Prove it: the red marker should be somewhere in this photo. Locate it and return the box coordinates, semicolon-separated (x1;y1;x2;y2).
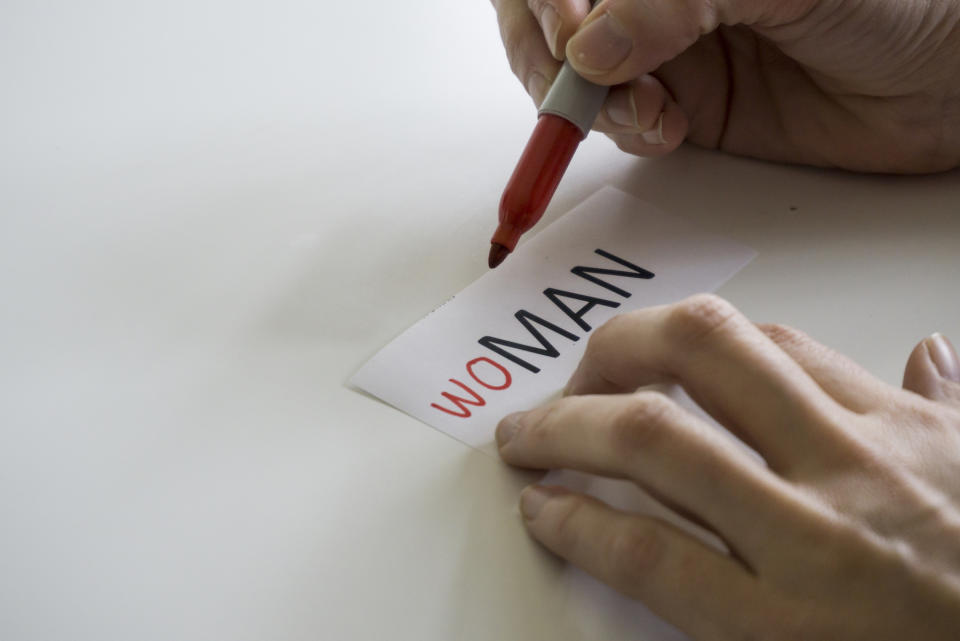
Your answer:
489;59;609;268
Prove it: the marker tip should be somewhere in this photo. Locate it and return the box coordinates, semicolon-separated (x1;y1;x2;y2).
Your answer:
488;243;510;269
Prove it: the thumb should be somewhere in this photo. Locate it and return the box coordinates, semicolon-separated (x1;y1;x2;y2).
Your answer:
565;0;816;84
902;333;960;404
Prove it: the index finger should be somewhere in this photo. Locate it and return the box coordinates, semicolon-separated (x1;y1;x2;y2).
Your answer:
565;295;853;471
492;0;565;104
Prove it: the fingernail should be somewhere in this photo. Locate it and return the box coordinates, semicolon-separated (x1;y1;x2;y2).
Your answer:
526;71;550;105
496;411;525;447
568;12;632;75
641;113;666;145
520;485;552;519
538;4;562;59
605;88;639;128
927;333;960;382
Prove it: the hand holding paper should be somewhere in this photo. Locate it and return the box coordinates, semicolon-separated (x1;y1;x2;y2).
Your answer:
497;295;960;641
353;187;960;640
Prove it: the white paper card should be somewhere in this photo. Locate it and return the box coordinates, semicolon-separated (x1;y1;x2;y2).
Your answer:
351;187;756;453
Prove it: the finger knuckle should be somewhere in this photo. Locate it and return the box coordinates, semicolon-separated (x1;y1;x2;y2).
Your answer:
497;13;530;80
757;322;808;349
666;294;740;346
609;392;673;457
608;521;665;585
551;495;586;551
522;399;568;448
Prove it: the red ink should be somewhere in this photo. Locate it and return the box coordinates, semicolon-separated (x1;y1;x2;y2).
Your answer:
466;357;512;390
430;379;487;418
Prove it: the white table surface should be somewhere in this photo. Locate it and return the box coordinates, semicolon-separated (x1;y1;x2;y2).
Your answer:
2;2;958;639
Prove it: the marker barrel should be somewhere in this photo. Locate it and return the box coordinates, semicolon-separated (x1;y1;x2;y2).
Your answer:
490;11;611;262
492;113;584;251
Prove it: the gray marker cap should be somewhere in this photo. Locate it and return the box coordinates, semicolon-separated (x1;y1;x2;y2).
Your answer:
537;0;608;135
538;61;609;136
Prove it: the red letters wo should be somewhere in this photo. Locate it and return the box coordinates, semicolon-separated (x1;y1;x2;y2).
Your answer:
429;357;513;418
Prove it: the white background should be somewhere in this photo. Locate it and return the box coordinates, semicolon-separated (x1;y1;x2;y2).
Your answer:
2;1;958;639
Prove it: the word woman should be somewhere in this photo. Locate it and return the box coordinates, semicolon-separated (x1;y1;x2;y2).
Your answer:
430;249;654;418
